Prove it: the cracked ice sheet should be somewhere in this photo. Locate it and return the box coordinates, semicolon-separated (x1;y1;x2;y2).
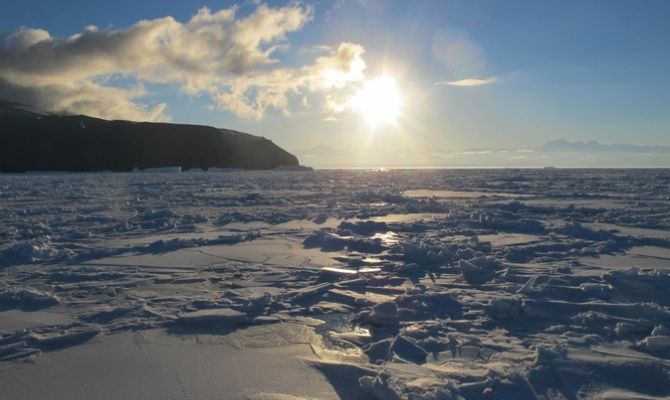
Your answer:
581;246;670;270
0;326;347;400
1;169;670;399
83;238;340;269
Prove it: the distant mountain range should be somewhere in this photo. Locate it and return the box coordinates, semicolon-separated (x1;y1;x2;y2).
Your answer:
296;139;670;158
293;139;670;168
540;139;670;153
0;100;299;172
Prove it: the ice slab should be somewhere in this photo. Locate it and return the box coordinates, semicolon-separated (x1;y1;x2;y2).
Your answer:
0;327;342;400
0;309;73;331
581;246;670;269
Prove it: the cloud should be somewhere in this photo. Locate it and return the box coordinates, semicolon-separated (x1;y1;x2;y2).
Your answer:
0;78;167;121
456;150;494;155
0;4;368;121
437;77;496;87
210;42;366;119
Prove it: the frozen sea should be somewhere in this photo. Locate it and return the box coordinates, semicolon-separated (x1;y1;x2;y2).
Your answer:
1;169;670;399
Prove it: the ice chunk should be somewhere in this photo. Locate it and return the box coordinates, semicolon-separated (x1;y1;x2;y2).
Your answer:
357;302;399;327
487;297;523;319
0;341;28;358
459;259;495;284
241;293;272;316
338;220;389;235
175;308;247;327
638;335;670;352
363;338;393;362
81;307;132;323
614;322;649;337
282;283;333;301
0;239;62;265
29;329;99;349
370;372;404;400
0;287;60;309
651;325;670;336
389;335;427;364
556;221;613;241
304;231;385;253
328;288;397;307
579;283;612;298
533;345;565;367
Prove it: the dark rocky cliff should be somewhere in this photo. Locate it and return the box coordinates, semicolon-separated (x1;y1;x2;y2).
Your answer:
0;100;299;172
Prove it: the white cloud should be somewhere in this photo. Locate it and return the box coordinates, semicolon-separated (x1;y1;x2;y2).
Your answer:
6;28;52;48
210;42;366;119
456;149;494;155
437;77;497;87
0;4;368;121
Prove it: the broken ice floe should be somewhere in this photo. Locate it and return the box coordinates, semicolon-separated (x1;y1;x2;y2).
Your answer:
2;169;670;398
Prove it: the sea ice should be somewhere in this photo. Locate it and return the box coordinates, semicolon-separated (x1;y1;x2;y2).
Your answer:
1;169;669;399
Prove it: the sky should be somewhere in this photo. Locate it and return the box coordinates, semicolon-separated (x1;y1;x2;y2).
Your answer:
2;0;670;167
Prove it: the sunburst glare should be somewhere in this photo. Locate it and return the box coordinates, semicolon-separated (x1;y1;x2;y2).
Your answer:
351;75;401;130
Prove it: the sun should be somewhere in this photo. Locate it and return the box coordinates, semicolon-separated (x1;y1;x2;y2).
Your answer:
351;75;401;130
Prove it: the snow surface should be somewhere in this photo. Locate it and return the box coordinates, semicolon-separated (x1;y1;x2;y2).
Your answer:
1;169;670;399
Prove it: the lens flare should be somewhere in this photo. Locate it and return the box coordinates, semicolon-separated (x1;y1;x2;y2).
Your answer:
351;75;401;129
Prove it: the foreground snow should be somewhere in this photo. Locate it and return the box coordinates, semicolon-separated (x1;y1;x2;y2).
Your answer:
1;169;670;399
